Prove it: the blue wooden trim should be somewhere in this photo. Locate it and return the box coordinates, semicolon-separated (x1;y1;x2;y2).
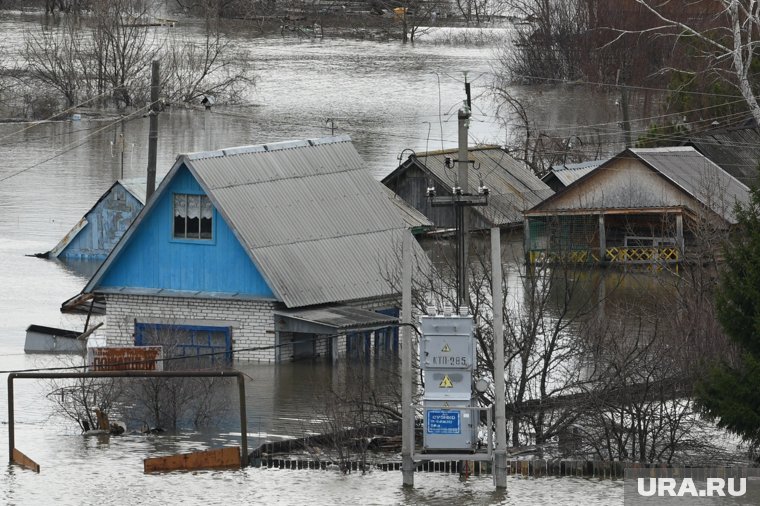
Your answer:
96;166;275;298
134;322;232;362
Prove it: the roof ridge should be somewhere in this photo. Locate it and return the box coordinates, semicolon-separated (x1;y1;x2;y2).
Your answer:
414;145;502;157
184;135;352;161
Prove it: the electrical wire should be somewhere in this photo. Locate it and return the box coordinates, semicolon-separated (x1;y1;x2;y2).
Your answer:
0;322;421;375
0;105;151;184
0;88;120;144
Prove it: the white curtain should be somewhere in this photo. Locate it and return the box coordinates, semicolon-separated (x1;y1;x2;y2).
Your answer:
187;195;200;219
174;194;186;217
201;196;212;219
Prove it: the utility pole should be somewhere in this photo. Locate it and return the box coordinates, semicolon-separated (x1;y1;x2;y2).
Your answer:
491;227;507;489
429;75;486;308
146;60;160;201
456;94;471;308
401;231;415;487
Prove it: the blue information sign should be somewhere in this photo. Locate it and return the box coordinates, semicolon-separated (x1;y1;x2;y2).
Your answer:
426;410;461;435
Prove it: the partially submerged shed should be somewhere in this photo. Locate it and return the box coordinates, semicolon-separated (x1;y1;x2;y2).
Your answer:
382;146;554;230
48;178;148;259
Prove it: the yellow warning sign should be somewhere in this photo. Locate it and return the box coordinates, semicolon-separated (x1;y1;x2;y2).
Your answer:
441;343;451;353
439;375;454;388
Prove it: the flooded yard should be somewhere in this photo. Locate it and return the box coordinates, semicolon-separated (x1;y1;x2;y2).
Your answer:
0;8;632;503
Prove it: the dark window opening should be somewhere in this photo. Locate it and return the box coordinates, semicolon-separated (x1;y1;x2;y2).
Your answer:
173;193;213;240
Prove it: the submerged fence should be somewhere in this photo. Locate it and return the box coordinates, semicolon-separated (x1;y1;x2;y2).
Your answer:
253;458;755;479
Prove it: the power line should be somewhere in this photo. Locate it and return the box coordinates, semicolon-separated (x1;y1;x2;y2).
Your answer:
0;88;119;144
0;105;150;184
0;323;419;375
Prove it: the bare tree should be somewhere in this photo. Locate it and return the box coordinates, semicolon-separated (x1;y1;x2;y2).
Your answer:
89;0;159;107
620;0;760;126
492;88;605;176
162;2;255;104
120;323;232;431
24;17;86;106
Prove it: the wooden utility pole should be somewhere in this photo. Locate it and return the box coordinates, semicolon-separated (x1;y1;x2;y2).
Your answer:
146;60;160;201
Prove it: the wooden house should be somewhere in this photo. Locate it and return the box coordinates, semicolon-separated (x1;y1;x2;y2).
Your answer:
49;178;147;259
382;146;554;230
524;147;750;268
81;136;426;363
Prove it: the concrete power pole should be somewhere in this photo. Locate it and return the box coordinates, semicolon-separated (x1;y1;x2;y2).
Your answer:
146;60;160;201
491;227;507;488
401;231;415;487
456;102;471;308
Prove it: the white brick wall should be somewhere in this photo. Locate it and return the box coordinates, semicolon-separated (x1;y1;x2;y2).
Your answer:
104;293;277;362
104;293;403;363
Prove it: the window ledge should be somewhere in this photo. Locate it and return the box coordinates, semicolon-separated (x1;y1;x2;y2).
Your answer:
170;236;217;246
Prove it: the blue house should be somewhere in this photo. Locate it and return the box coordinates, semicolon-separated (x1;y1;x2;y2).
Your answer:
82;136;426;362
49;178;148;259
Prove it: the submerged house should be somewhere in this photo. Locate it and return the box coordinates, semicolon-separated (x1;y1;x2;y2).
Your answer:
524;147;750;268
383;146;554;230
81;135;426;362
49;178;147;259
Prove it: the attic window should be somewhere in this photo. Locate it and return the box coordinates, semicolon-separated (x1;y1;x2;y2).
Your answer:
174;194;213;240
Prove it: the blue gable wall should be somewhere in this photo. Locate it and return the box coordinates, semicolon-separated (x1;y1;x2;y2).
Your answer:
60;184;144;259
97;166;276;298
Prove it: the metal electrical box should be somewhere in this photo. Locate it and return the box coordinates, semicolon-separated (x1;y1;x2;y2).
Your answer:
420;314;477;451
420;316;474;369
422;399;478;451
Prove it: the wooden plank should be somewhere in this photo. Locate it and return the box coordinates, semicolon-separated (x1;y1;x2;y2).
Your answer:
144;446;240;473
12;448;40;473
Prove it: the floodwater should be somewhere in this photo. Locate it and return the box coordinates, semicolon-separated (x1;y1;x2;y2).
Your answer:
0;8;624;504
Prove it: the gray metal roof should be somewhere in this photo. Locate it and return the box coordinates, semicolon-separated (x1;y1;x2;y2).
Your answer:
544;159;607;187
382;185;434;231
274;305;398;331
683;125;760;187
631;147;750;223
172;135;422;308
118;177;149;204
392;147;554;226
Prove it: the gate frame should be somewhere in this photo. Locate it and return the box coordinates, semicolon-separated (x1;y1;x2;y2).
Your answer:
7;370;249;470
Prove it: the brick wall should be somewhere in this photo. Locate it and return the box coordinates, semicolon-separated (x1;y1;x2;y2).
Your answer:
104;293;277;362
104;293;405;363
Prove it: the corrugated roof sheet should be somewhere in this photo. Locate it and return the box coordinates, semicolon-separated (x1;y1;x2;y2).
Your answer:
631;147;750;223
275;305;399;330
403;147;554;226
183;135;424;308
382;186;434;231
684;124;760;187
118;177;149;204
545;159;607;187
